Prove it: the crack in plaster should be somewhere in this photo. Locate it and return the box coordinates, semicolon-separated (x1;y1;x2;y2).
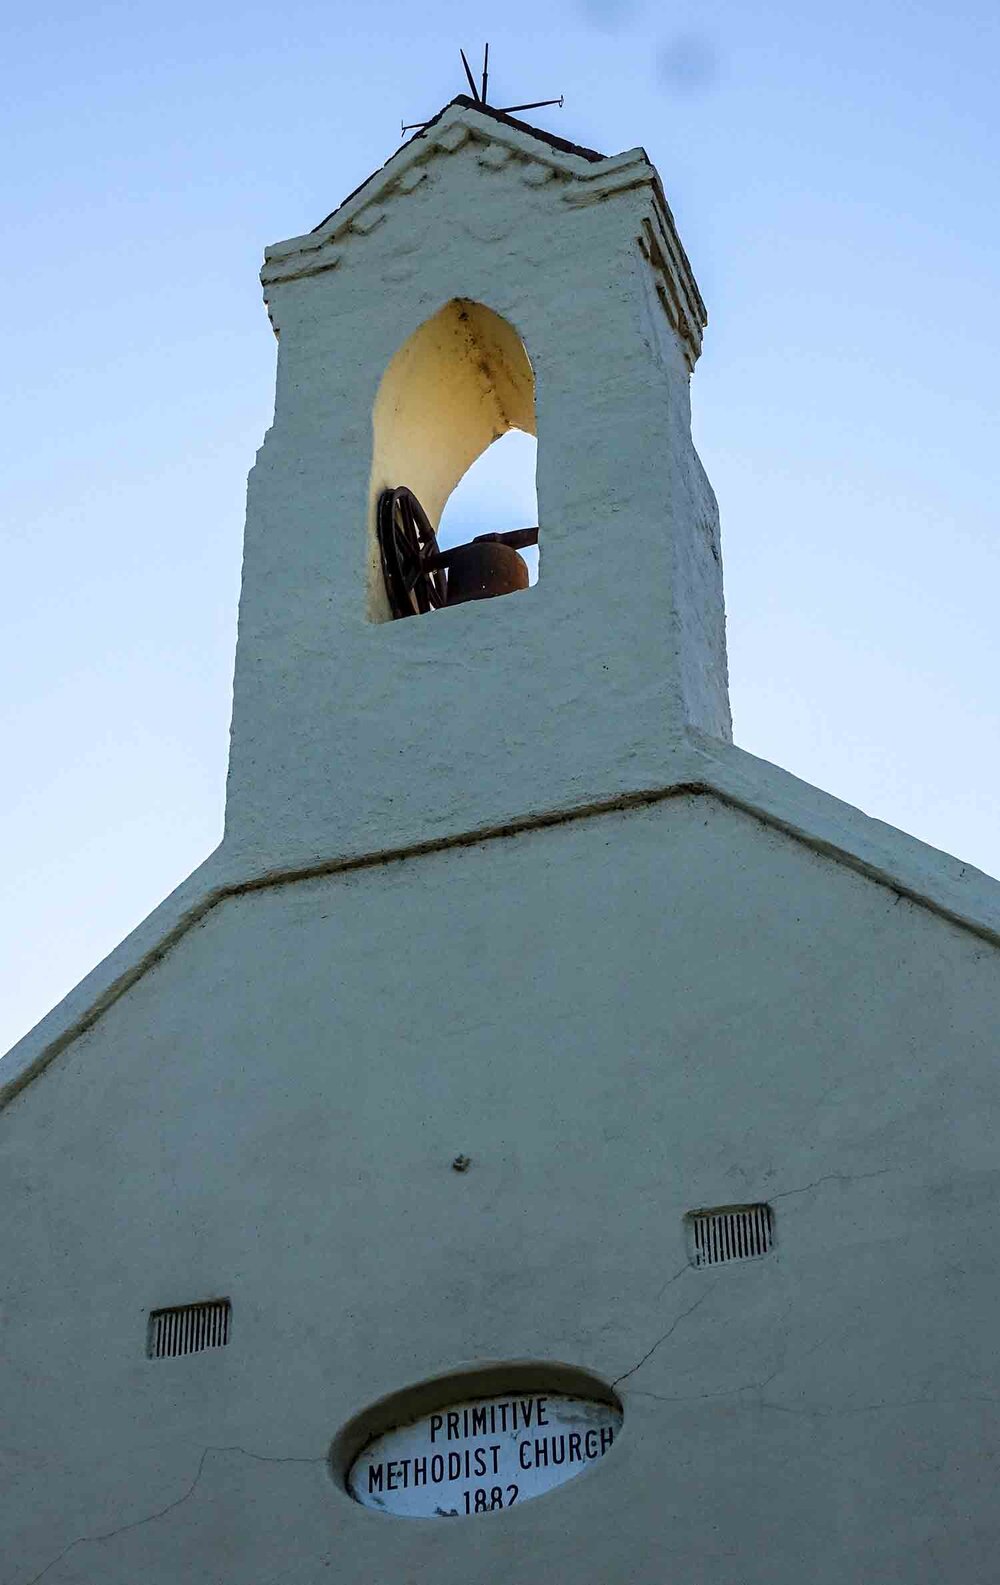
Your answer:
613;1167;897;1394
19;1445;326;1585
633;1380;1000;1418
627;1268;1000;1432
627;1316;840;1410
769;1167;895;1202
654;1260;692;1301
757;1392;1000;1418
611;1286;710;1388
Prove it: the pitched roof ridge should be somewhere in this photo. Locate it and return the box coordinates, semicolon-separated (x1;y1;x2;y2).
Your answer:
447;95;607;164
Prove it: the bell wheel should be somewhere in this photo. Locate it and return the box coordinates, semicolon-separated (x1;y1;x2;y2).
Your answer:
377;486;447;618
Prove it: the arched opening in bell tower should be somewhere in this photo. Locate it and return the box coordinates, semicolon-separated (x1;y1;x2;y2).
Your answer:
369;299;538;621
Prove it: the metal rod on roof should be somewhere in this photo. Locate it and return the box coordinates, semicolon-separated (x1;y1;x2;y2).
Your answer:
460;48;482;102
401;49;564;138
497;96;564;114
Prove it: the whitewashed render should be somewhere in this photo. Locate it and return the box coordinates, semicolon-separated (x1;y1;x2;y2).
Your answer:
3;96;1000;1584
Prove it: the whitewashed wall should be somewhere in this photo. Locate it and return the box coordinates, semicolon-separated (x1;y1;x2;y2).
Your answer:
225;105;728;877
3;794;999;1584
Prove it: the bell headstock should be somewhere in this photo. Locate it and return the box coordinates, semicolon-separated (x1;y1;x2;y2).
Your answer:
376;485;537;617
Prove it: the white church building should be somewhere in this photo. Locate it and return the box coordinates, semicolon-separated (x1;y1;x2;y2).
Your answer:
3;93;1000;1584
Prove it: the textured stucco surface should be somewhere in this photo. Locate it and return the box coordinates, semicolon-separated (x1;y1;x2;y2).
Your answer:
3;794;1000;1584
225;102;728;876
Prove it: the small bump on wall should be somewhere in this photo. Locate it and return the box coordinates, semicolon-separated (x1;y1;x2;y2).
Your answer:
350;205;387;236
477;143;513;171
396;167;428;194
434;123;469;153
521;161;555;187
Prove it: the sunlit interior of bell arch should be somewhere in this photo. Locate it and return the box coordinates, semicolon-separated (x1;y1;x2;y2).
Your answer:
368;298;539;621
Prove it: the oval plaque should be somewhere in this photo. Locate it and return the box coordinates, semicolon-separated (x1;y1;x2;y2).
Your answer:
347;1389;622;1518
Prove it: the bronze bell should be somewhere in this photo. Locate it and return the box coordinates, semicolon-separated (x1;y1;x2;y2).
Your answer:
444;539;530;606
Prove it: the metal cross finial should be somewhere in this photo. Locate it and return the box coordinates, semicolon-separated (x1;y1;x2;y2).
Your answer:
402;45;564;136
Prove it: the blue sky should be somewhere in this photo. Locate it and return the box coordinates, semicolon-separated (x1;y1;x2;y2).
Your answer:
3;0;998;1055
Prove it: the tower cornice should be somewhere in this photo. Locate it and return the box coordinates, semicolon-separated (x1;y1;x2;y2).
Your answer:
259;99;706;364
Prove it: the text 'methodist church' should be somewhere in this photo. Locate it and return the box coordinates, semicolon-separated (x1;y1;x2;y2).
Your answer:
3;88;999;1585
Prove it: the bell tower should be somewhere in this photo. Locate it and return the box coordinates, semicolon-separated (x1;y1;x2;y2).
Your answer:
225;95;729;873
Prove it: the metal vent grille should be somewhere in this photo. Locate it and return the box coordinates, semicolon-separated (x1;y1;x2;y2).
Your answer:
689;1204;773;1267
148;1299;231;1359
